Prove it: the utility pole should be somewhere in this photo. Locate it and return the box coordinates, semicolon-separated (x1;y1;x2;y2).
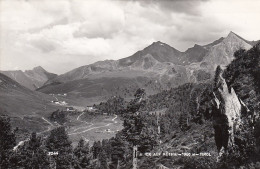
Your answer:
157;114;162;144
133;145;138;169
116;159;120;169
157;114;160;134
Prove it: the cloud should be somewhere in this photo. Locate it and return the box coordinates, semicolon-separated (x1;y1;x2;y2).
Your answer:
201;0;260;40
1;0;260;74
31;39;57;53
62;38;112;56
71;0;125;39
73;18;124;39
129;0;208;15
0;0;70;31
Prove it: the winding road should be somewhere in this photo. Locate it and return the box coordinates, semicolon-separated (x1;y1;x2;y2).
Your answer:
13;95;119;151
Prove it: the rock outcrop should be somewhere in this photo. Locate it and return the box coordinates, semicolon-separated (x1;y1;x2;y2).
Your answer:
212;67;242;156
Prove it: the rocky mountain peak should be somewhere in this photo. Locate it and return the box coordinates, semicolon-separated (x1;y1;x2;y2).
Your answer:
151;41;164;46
194;44;200;47
146;41;180;52
32;66;45;72
227;31;237;37
201;32;252;68
225;31;248;43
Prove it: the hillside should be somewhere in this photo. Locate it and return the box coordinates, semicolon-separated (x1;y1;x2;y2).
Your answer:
37;76;164;106
1;66;57;90
0;72;57;116
0;73;63;133
38;32;254;102
89;42;259;169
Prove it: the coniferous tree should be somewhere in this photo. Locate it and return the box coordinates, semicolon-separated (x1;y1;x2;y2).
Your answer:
98;149;108;169
46;127;73;169
139;125;158;153
0;115;16;168
178;92;190;131
92;141;102;159
110;136;125;169
74;138;90;168
10;132;49;168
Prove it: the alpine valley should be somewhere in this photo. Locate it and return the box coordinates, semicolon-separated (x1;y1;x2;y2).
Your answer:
1;31;259;169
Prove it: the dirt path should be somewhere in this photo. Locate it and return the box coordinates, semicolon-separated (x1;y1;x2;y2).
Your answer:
72;112;94;132
42;117;54;126
77;112;85;121
13;116;54;151
13;138;30;151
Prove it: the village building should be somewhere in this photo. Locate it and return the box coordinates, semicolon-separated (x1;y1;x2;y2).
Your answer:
66;107;75;112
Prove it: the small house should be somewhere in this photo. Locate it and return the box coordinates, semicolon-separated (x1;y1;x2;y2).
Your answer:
85;106;97;112
86;106;93;111
66;107;75;112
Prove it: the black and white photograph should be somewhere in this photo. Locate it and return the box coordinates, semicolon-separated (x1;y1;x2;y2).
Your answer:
0;0;260;168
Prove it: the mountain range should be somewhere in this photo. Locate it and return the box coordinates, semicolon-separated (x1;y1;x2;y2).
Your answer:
1;32;257;105
35;32;256;104
1;66;57;90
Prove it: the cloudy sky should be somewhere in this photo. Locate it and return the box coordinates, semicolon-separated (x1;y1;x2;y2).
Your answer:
0;0;260;74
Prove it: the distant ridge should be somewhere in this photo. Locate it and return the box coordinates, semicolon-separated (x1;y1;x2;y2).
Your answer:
35;32;258;103
203;37;225;49
1;66;57;90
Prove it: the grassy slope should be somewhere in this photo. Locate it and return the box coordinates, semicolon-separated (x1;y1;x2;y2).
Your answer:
37;76;164;106
0;73;64;139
